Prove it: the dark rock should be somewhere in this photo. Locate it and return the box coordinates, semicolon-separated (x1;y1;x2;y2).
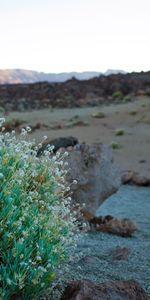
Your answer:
79;255;100;264
31;122;49;131
132;173;150;186
88;215;137;237
1;71;150;111
121;170;134;184
122;170;150;186
3;118;25;131
61;279;149;300
37;136;78;156
66;143;121;214
96;217;137;237
112;246;130;260
65;120;89;128
139;159;146;164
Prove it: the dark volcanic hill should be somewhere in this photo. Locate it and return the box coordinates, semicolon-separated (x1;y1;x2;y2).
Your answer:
0;71;150;111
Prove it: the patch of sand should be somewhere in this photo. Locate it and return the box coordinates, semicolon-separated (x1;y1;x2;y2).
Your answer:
4;96;150;176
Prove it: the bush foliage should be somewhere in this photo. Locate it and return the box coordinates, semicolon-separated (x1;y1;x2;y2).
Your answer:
115;128;125;136
112;90;123;101
0;119;78;299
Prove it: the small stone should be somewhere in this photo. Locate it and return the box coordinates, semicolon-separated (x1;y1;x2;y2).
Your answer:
112;246;130;261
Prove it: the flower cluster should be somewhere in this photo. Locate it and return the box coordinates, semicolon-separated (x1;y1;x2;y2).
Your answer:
0;119;78;299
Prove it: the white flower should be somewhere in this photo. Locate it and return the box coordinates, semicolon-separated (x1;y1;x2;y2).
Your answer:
52;156;57;161
0;173;4;179
47;145;55;151
5;132;10;138
21;128;27;134
43;135;47;140
44;150;49;156
63;151;68;157
0;117;5;127
38;266;46;272
18;170;25;177
41;283;45;287
38;143;42;148
73;179;78;185
6;278;12;285
56;151;60;158
36;256;42;261
67;197;72;201
17;180;22;185
26;126;31;132
66;186;70;191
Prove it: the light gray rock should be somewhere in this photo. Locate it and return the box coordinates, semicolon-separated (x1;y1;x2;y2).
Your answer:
66;143;121;214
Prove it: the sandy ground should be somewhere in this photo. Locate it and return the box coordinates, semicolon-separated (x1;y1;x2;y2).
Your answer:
48;185;150;299
4;96;150;177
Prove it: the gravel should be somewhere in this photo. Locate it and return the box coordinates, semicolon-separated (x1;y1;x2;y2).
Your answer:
45;185;150;299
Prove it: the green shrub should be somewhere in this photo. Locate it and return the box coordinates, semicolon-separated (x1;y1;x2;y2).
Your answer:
115;128;125;136
69;115;79;122
129;110;137;116
111;141;120;149
0;118;78;299
91;112;105;118
123;95;132;103
0;106;4;113
112;91;123;101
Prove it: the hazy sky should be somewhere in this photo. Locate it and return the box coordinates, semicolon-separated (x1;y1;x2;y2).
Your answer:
0;0;150;73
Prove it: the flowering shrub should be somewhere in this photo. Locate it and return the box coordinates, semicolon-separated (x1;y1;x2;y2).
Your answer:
0;118;78;299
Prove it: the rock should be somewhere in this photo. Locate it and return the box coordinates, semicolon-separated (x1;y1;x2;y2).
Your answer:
66;143;121;214
1;71;150;111
3;118;25;131
79;255;100;264
31;122;49;131
121;170;134;184
132;173;150;186
37;136;79;156
122;170;150;186
61;279;148;300
65;120;89;128
112;246;130;260
139;159;146;164
49;122;63;130
88;215;137;237
96;217;137;237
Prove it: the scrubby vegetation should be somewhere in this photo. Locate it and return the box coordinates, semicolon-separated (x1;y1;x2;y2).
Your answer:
123;95;132;103
0;118;78;299
91;111;106;118
129;110;137;116
115;128;125;136
112;91;123;101
111;141;120;149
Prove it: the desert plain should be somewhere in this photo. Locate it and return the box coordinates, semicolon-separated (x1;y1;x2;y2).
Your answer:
5;95;150;177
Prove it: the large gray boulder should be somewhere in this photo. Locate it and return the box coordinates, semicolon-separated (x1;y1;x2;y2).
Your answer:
66;143;121;214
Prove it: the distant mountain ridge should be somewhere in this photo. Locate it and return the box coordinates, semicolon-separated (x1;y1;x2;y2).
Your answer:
0;69;126;84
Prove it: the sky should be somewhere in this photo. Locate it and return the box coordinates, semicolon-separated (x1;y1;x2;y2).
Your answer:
0;0;150;73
